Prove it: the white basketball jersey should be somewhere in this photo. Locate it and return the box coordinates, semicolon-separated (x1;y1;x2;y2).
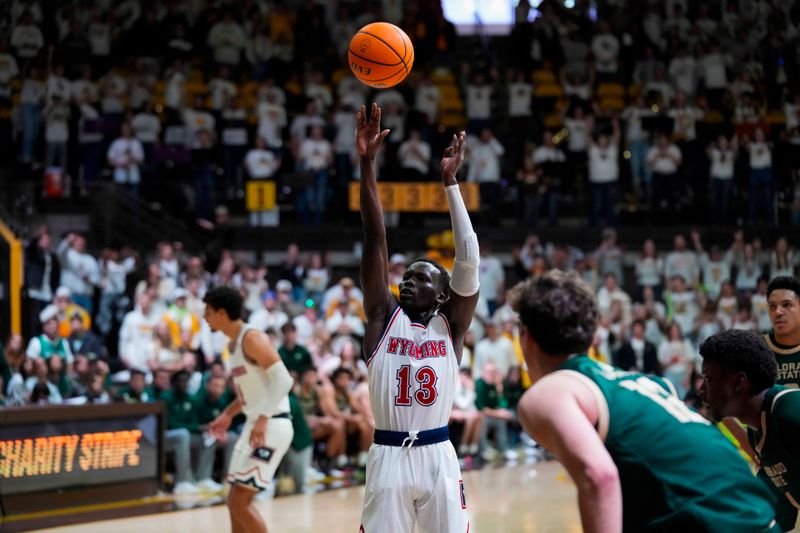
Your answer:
367;307;458;432
229;323;290;420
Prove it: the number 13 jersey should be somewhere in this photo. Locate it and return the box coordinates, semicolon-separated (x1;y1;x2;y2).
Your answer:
367;306;458;432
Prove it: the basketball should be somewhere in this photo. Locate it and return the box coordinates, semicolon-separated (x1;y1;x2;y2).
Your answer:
348;22;414;89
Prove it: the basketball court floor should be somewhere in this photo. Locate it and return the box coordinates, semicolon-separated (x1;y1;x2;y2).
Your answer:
42;461;580;533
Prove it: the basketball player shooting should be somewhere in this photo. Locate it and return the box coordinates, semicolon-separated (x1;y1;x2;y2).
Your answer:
356;102;479;533
204;287;295;533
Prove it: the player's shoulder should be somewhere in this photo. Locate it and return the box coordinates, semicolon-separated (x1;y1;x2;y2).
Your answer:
771;386;800;417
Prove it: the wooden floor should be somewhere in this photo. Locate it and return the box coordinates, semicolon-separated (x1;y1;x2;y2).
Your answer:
42;461;580;533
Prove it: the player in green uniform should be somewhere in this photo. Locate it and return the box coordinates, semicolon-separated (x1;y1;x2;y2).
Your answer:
765;277;800;387
700;329;800;532
512;270;779;532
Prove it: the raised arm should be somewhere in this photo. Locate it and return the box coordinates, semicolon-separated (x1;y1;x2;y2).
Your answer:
357;104;395;356
441;131;480;357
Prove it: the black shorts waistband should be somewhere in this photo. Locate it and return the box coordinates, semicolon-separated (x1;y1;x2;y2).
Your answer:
373;426;449;448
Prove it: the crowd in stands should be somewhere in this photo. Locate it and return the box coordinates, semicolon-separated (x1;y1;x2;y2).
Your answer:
3;222;799;494
1;0;800;225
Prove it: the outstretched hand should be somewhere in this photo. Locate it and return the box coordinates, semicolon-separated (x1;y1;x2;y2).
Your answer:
356;103;390;160
440;130;467;186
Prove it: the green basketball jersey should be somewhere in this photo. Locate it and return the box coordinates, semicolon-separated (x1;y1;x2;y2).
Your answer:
763;333;800;387
558;355;778;532
748;385;800;531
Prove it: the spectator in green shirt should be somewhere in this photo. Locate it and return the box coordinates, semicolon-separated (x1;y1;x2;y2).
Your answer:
278;323;313;375
476;361;516;461
278;390;315;494
160;370;200;494
119;369;155;403
193;374;236;492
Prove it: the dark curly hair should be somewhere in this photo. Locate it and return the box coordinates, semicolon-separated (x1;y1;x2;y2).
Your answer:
203;286;244;320
699;330;777;392
510;270;597;356
767;276;800;300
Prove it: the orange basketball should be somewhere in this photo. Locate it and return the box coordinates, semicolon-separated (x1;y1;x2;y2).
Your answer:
348;22;414;89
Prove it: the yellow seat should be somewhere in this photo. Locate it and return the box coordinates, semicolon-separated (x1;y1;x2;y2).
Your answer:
186;81;208;97
533;70;556;84
431;70;455;84
543;113;563;129
597;83;625;99
627;84;640;97
331;69;350;86
534;83;564;98
765;110;786;125
705;110;724;123
439;85;461;99
599;97;625;112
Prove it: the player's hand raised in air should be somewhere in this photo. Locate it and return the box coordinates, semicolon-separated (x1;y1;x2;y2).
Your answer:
356;103;390;160
441;130;467;186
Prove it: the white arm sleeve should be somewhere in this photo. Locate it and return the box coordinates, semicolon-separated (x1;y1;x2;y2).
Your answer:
446;184;480;297
252;361;294;416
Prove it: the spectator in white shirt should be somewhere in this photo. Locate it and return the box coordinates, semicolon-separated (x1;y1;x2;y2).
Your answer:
587;117;620;226
220;94;250;199
663;234;699;286
46;64;70;104
256;91;287;149
563;105;591;181
699;43;732;109
332;102;358;188
471;322;515;380
88;11;111;76
183;95;216;150
668;46;697;96
467;128;505;223
19;65;44;162
100;69;127;115
96;246;136;337
208;65;237;111
118;293;160;373
635;239;664;300
531;130;567;226
57;233;100;313
465;73;492;132
0;41;19;100
207;10;247;67
249;290;289;334
478;243;505;316
289;101;325;155
107;122;145;193
414;73;440;133
622;95;655;199
707;134;738;223
647;133;683;213
305;71;333;115
43;95;71;170
76;92;103;193
643;66;673;108
591;20;620;82
298;126;333;225
746;128;774;225
11;11;44;62
244;136;280;226
397;130;431;181
70;66;98;105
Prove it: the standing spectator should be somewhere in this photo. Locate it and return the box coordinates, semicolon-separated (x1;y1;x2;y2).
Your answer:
107;122;144;195
18;65;44;162
596;273;632;326
244;136;281;225
372;88;406;168
397;130;431;181
467;128;504;223
183;95;216;150
746;128;774;225
621;95;654;199
414;73;440;134
297;125;333;226
67;312;106;361
248;290;289;333
668;46;697;96
46;64;70;104
665;275;700;340
698;246;731;301
472;321;516;380
634;239;663;300
647;133;683;214
303;253;329;305
657;322;696;399
208;65;237;111
707;134;738;224
664;234;699;287
256;90;286;149
96;246;135;337
563;106;591;182
289;101;325;154
191;129;217;222
531;130;567;226
304;71;333;115
207;10;247;68
587;118;620;226
735;244;762;297
465;73;492;133
699;42;732;108
25;229;60;333
220;94;249;200
615;320;660;374
57;233;98;313
478;243;505;317
43;94;70;170
770;238;796;279
591;20;620;82
11;11;44;65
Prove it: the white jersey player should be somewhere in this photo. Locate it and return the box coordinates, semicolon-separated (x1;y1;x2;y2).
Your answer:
205;287;294;533
357;104;480;533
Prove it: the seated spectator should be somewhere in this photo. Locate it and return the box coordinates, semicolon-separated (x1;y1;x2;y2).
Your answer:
450;368;482;459
194;374;236;493
596;272;632;324
296;367;347;472
472;320;516;380
476;361;515;461
85;372;111;404
325;299;365;339
1;334;25;395
303;253;330;305
67;312;106;361
323;277;365;321
397;130;431;181
151;322;186;373
318;337;366;382
279;387;315;494
39;286;91;339
730;303;759;333
696;302;723;347
275;279;303;318
614;320;660;374
26;307;73;364
118;293;160;372
292;300;320;348
162;370;201;494
716;281;739;329
56;233;99;314
249;290;289;333
323;368;373;468
278;322;313;376
25;356;63;404
163;288;201;351
665;275;699;339
657;322;696;399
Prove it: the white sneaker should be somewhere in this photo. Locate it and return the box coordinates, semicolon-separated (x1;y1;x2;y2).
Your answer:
503;450;519;462
173;481;201;495
197;479;224;493
306;467;325;481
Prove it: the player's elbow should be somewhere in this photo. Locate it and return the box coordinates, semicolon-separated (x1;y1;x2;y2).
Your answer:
578;461;620;496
